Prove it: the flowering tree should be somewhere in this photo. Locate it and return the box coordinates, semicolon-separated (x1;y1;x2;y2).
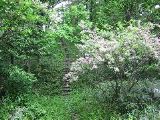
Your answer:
63;21;160;99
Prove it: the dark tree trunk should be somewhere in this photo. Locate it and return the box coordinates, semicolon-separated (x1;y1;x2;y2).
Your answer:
89;0;94;21
0;76;6;99
10;55;14;65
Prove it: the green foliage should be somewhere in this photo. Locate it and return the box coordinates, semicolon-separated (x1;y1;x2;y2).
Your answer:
54;4;90;43
0;0;53;97
79;0;160;29
2;87;160;120
7;66;37;96
0;0;160;119
0;0;49;57
0;88;107;120
64;4;89;26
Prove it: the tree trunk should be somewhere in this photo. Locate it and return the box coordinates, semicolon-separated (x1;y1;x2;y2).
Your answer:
10;55;14;65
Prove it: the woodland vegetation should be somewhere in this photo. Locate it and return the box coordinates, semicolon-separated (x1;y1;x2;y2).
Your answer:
0;0;160;119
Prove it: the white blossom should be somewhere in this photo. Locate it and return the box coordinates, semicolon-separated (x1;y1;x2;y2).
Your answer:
155;5;160;9
53;1;72;9
114;67;120;72
92;64;98;69
42;25;46;32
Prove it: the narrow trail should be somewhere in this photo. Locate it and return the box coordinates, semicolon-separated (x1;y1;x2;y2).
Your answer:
51;1;73;96
51;2;79;118
40;0;73;95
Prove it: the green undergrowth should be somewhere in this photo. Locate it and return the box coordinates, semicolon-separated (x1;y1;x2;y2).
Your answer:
0;88;113;120
1;87;160;120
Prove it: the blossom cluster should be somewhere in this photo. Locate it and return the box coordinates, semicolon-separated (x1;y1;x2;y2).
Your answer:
138;23;160;59
63;21;160;82
63;21;118;82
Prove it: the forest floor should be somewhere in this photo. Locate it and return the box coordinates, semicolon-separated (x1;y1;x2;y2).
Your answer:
1;83;160;120
1;87;115;120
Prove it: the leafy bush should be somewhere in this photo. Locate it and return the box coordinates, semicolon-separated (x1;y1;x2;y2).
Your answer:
7;66;37;96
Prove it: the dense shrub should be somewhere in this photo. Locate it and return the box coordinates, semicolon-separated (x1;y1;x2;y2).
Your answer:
7;66;37;97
